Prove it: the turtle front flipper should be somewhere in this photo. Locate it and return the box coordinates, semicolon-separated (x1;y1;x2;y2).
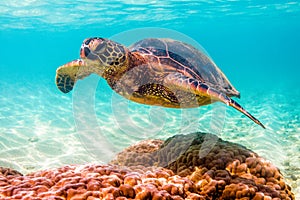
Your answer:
164;73;265;129
55;59;87;93
56;73;75;93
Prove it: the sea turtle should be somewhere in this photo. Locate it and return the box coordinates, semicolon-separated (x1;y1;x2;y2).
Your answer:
55;37;265;128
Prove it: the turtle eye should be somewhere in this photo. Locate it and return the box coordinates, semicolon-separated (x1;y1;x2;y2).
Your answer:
80;46;93;59
84;47;90;57
84;38;93;45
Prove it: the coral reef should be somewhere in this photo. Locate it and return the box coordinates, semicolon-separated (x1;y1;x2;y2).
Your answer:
0;132;295;199
0;167;23;177
0;164;205;199
111;132;295;199
110;139;163;167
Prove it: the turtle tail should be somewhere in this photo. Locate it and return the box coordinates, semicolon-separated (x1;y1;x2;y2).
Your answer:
216;91;265;129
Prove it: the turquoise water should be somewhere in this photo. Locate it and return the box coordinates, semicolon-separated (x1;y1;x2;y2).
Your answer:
0;0;299;197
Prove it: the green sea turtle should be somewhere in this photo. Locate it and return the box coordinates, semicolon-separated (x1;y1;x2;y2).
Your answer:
55;37;265;128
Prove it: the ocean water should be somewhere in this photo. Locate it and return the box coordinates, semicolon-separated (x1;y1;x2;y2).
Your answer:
0;0;299;197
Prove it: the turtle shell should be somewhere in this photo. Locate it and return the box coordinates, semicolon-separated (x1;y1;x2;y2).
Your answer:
129;38;240;98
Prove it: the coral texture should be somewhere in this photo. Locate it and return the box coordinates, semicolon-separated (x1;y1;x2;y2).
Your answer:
0;167;23;177
111;132;295;199
110;139;163;167
0;164;205;199
0;132;295;199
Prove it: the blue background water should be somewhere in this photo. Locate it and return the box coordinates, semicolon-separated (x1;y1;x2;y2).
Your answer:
0;0;299;196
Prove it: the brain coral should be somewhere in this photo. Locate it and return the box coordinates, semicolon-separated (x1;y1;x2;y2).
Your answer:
0;132;295;199
111;132;295;199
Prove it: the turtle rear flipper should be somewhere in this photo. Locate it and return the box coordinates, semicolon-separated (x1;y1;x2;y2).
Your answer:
164;73;265;129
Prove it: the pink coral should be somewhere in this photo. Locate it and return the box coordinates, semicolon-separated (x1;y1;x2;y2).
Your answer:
0;164;204;199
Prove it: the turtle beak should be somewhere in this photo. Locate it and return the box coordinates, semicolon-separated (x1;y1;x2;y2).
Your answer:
80;45;88;58
55;59;86;93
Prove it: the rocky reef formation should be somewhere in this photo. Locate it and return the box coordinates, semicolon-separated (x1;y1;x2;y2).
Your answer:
0;132;295;199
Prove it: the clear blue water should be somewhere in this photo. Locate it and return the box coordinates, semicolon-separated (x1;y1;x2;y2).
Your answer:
0;0;299;197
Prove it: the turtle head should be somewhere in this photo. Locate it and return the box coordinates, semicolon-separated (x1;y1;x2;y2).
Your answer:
80;37;128;78
56;37;128;93
55;59;89;93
